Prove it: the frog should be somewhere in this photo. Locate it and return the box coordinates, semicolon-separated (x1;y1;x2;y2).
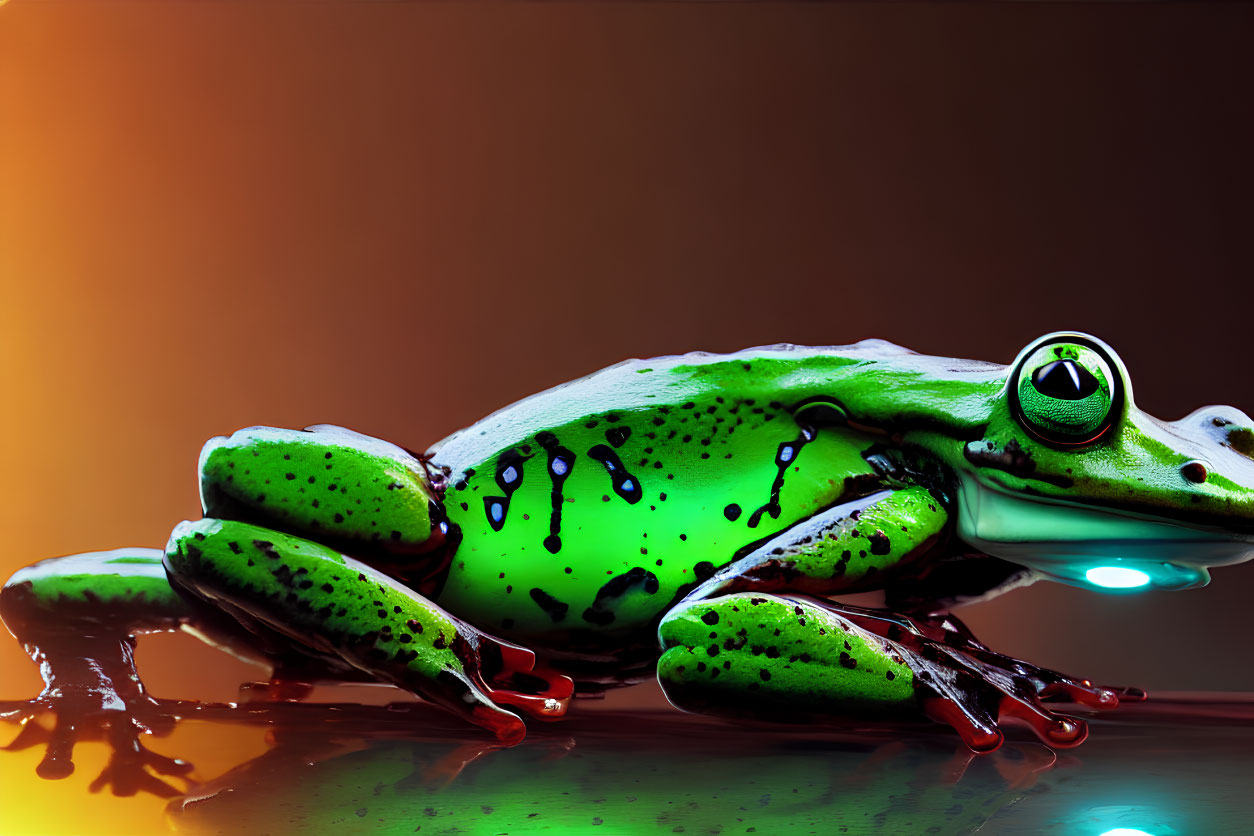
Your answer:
4;330;1254;795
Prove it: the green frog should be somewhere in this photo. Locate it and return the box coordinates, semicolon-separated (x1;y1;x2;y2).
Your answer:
4;331;1253;794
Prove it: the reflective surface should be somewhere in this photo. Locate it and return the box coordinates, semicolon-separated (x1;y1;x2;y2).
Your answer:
1;688;1253;834
10;691;1245;835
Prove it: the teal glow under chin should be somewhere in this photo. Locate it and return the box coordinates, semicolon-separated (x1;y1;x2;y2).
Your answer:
1086;567;1151;589
1099;830;1156;836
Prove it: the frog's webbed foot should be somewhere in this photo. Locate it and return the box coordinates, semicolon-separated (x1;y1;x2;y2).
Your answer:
0;546;207;792
1;691;191;796
814;603;1121;751
900;610;1129;707
659;595;1122;753
167;519;574;746
0;635;192;795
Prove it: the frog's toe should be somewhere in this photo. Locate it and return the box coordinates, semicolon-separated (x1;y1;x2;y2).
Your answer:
998;695;1088;748
924;687;1085;751
1037;679;1120;708
1;691;185;790
0;698;43;727
1108;685;1149;702
843;608;1110;750
473;637;574;723
0;709;73;777
1037;680;1145;705
918;695;1004;753
915;658;1099;752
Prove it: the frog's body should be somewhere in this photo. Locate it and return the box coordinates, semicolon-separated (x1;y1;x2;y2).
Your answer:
431;346;901;660
5;332;1254;793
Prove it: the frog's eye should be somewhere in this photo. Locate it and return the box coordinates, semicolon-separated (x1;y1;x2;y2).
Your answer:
792;398;849;427
1011;341;1117;445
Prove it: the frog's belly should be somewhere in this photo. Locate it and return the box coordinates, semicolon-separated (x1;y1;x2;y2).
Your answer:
435;502;738;646
434;522;754;689
430;395;884;672
434;435;869;658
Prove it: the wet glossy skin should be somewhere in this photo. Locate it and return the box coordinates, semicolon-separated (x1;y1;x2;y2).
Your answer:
4;331;1254;793
432;333;1254;639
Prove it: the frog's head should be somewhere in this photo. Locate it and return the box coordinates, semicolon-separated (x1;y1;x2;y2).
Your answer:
952;331;1254;591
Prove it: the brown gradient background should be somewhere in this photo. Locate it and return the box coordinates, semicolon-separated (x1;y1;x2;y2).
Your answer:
2;2;1254;833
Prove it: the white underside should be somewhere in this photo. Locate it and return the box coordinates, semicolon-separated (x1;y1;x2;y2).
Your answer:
954;472;1254;590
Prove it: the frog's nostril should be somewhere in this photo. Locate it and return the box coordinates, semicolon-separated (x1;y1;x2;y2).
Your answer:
1181;460;1209;484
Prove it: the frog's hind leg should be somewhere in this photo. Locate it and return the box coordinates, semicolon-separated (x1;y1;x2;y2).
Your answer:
196;425;452;593
658;595;926;727
657;488;1116;752
0;548;200;794
165;518;573;745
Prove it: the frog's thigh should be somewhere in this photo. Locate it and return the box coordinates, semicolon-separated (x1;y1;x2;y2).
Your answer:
657;594;918;717
198;425;443;557
684;486;948;602
1;548;189;641
165;518;529;743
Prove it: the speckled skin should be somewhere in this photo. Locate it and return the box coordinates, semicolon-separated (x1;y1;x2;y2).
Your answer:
198;425;443;559
435;403;879;642
658;594;918;714
162;518;526;733
7;331;1254;765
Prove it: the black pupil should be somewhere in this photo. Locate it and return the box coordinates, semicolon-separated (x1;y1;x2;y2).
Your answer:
1032;359;1099;401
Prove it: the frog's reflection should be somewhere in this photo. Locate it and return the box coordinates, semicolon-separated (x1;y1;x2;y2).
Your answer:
159;696;1254;835
7;693;1251;834
165;706;1057;835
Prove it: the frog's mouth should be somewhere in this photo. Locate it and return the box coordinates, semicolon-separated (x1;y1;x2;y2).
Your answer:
954;472;1254;591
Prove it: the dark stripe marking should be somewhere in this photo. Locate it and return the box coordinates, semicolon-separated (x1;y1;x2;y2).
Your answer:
482;447;529;532
587;444;643;505
536;432;575;554
747;426;815;528
581;567;660;625
529;587;569;622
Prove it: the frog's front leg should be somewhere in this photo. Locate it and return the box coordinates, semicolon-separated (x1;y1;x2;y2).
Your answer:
0;549;199;795
657;488;1116;752
165;519;573;744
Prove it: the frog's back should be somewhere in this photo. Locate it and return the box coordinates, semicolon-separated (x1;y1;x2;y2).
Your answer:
428;342;1001;651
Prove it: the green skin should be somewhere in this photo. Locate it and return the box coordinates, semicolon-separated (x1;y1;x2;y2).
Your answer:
5;331;1254;793
166;729;1045;835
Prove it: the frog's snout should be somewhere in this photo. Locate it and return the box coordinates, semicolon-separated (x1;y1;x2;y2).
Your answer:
1169;405;1254;495
1175;405;1254;458
1137;404;1254;579
1212;411;1254;462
